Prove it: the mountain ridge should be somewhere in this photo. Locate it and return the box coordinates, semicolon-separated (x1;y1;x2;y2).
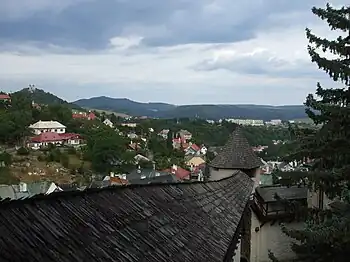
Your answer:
73;96;307;120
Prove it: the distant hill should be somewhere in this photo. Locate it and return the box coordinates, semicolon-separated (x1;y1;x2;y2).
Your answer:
14;88;82;110
74;96;307;120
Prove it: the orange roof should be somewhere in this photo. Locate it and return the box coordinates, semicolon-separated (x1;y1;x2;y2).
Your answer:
110;177;129;185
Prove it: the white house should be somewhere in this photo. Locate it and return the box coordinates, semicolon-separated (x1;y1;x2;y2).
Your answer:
28;132;83;150
29;120;66;135
121;122;137;128
103;119;114;128
200;145;207;155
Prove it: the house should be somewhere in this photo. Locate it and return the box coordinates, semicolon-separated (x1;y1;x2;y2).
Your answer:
103;119;114;128
121;122;137;128
126;168;179;184
127;132;138;139
29;120;66;135
260;159;273;174
278;162;295;172
185;156;206;167
172;137;187;149
31;101;41;110
0;94;11;102
163;164;191;180
72;111;96;121
0;171;253;262
190;163;206;181
200;145;208;155
128;141;141;151
134;154;151;163
184;143;201;155
0;181;61;200
158;129;169;139
101;174;129;186
28;132;82;149
177;129;192;140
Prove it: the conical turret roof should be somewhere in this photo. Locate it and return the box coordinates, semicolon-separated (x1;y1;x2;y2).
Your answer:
210;127;262;169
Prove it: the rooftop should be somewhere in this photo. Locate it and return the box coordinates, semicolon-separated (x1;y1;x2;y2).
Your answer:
210;127;262;170
256;186;307;203
0;94;10;100
29;120;66;129
0;172;253;261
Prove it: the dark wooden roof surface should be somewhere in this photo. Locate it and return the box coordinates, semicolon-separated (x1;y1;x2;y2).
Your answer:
0;172;253;262
256;186;307;203
210;127;262;169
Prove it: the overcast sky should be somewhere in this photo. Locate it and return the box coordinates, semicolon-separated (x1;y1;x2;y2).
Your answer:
0;0;346;105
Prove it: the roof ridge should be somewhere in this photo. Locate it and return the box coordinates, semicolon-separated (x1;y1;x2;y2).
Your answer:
0;174;243;208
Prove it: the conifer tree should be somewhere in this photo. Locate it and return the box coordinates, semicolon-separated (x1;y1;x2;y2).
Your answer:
271;4;350;262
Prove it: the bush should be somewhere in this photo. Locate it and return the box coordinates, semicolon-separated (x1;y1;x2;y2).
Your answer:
17;147;29;156
60;153;69;168
0;152;12;166
37;155;46;162
67;147;76;155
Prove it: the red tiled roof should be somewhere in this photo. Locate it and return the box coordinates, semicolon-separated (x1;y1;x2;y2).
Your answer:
191;144;200;151
72;113;87;119
72;112;96;120
88;112;96;120
31;132;63;143
110;177;129;185
59;133;82;140
163;167;191;180
0;94;10;100
31;132;81;143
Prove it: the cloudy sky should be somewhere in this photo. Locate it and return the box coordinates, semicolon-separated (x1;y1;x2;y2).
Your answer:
0;0;346;105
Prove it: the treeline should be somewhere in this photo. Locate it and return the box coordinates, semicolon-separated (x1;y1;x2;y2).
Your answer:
130;118;292;147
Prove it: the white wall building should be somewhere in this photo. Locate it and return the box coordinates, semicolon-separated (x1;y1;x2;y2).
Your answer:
103;119;114;128
29;120;66;135
225;119;264;126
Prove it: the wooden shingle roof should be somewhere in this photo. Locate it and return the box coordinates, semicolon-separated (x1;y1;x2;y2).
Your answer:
210;127;262;169
0;172;253;262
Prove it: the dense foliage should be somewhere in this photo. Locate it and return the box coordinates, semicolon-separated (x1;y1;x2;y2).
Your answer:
271;4;350;262
134;118;292;147
15;87;81;109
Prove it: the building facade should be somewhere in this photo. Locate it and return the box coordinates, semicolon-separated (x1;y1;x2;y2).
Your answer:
29;120;66;135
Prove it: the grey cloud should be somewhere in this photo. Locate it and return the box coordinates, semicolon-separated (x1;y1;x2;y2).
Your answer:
193;50;322;79
0;0;334;50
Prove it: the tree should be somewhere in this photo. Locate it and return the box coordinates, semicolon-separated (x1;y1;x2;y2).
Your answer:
271;4;350;262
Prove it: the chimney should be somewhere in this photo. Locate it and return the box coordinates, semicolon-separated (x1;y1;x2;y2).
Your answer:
172;164;177;171
152;162;156;170
19;182;27;192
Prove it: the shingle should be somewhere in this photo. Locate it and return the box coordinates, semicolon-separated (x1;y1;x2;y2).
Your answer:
210;127;262;169
0;172;253;262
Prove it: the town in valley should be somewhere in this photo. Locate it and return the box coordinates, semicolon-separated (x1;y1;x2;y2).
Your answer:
0;2;348;262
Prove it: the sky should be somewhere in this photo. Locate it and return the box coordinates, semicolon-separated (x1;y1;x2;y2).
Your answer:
0;0;347;105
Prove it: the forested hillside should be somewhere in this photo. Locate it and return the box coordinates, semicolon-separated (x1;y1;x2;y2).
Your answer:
74;97;307;120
